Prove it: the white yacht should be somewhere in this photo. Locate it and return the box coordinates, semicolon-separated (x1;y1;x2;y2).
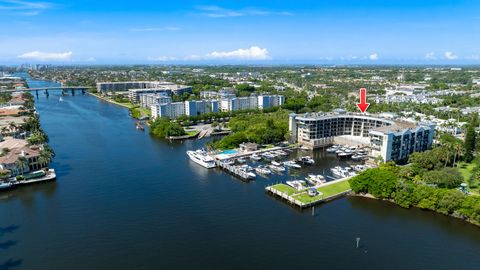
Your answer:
250;154;262;161
284;160;301;169
298;156;315;164
271;160;282;166
255;166;272;175
187;150;216;169
269;164;286;172
306;174;326;185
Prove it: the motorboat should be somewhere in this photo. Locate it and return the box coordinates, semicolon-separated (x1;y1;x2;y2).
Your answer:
255;166;272;175
271;160;282;166
330;166;350;178
269;164;286;172
286;180;307;191
239;165;254;171
237;158;247;164
326;144;340;153
224;159;235;165
306;174;326;185
353;165;368;172
337;151;353;158
284;161;301;169
187;150;216;169
250;154;262;161
0;182;13;190
298;156;315;164
275;150;288;156
262;152;276;159
351;154;367;161
238;166;256;179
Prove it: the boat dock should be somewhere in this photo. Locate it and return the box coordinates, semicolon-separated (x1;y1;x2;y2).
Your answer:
216;161;253;181
0;169;56;191
265;176;352;209
215;145;297;161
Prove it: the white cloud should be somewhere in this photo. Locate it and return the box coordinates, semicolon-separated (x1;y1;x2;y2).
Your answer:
369;53;378;60
425;52;436;60
85;57;96;62
129;26;181;32
196;5;292;18
204;46;271;60
0;0;52;16
17;51;73;61
444;51;458;60
149;46;271;62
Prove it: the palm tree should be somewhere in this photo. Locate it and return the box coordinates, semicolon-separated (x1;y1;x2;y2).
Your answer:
452;142;464;167
15;156;29;176
443;142;453;167
38;148;53;168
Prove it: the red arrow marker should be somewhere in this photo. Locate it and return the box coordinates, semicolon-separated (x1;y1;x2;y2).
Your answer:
356;88;370;113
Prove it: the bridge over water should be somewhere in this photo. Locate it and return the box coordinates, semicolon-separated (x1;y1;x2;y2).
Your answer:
0;86;91;93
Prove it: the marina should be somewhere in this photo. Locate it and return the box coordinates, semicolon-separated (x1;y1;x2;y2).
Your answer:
186;142;372;185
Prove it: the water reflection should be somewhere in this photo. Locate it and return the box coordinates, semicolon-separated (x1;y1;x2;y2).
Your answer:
0;259;22;270
0;240;17;250
0;225;19;235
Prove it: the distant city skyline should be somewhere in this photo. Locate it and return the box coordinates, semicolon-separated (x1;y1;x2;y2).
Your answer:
1;0;480;64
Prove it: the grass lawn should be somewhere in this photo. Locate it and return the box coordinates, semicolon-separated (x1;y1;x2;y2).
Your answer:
270;180;351;204
90;93;136;109
316;180;351;197
270;184;297;195
139;107;151;117
185;130;199;136
293;192;324;204
458;162;476;181
293;180;351;204
458;161;480;195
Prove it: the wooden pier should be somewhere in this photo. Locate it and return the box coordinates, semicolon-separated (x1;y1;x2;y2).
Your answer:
265;177;352;209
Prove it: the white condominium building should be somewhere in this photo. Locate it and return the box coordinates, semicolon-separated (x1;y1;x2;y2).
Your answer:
97;81;160;93
151;100;219;119
140;93;172;108
97;81;192;98
185;100;219;117
220;96;258;112
257;95;285;109
200;89;236;100
129;88;172;104
151;102;185;119
289;111;435;162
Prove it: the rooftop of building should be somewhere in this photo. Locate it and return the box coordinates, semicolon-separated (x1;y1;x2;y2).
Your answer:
292;111;433;134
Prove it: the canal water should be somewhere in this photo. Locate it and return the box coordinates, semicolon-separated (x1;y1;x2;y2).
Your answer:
1;75;480;269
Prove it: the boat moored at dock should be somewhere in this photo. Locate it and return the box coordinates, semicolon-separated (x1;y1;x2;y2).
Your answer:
187;150;216;169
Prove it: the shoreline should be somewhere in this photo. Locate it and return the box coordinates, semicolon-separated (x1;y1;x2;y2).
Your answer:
87;92;135;109
349;192;480;227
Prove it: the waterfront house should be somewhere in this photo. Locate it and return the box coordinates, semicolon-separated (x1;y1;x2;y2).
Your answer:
0;137;42;176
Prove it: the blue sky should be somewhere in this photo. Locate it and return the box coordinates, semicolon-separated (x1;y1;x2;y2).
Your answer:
1;0;479;64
